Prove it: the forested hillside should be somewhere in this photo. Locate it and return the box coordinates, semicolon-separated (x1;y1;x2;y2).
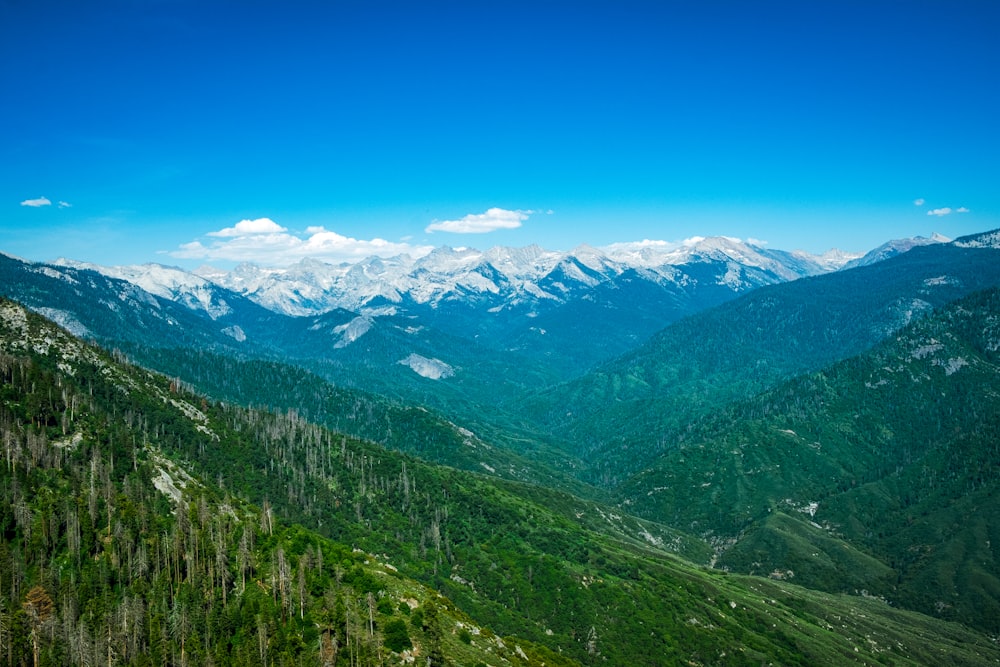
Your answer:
0;299;570;666
616;288;1000;632
4;298;999;665
111;344;595;499
522;240;1000;486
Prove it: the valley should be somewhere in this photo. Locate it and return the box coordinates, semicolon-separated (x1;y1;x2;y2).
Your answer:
1;230;999;665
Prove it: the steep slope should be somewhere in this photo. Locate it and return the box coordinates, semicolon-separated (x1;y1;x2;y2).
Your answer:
522;232;1000;482
0;252;566;430
52;257;242;319
0;298;564;667
0;233;924;429
117;343;597;498
0;251;586;489
3;298;998;665
0;251;290;355
616;287;1000;632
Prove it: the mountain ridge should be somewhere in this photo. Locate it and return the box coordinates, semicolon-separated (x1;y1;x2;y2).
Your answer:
56;235;865;318
517;233;1000;481
41;234;890;382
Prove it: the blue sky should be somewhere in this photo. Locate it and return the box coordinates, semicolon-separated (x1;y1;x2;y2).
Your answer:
2;0;998;268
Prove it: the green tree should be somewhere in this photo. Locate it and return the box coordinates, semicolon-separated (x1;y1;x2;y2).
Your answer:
383;618;412;653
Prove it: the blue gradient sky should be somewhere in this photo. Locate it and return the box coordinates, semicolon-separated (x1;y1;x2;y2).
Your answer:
2;0;998;267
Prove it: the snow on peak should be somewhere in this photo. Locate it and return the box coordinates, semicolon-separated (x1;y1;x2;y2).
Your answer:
602;236;831;282
54;259;234;319
845;233;951;269
41;231;947;319
483;244;562;278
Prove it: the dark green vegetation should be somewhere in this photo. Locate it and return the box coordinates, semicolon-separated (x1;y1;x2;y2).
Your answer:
3;230;1000;664
0;300;568;666
112;344;595;498
521;241;1000;484
615;287;1000;630
4;298;1000;665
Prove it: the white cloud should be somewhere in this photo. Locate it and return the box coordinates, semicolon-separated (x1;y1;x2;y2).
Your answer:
425;207;533;234
927;206;969;218
914;198;925;206
300;227;427;260
175;241;208;256
208;217;288;237
58;201;72;208
21;196;52;207
170;219;432;265
926;205;970;217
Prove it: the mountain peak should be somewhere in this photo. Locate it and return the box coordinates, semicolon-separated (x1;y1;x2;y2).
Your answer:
845;233;951;269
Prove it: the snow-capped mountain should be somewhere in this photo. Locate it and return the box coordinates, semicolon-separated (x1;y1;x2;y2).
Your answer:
4;229;997;447
843;233;950;269
601;236;848;279
33;236;880;372
193;236;854;318
52;258;237;320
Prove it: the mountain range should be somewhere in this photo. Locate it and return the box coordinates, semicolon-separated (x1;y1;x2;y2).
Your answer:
3;228;1000;665
52;236;868;372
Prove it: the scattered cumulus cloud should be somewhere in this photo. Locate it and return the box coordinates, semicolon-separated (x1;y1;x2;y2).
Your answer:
425;207;535;234
914;198;925;206
170;218;432;266
927;206;970;217
208;217;288;237
20;196;72;208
